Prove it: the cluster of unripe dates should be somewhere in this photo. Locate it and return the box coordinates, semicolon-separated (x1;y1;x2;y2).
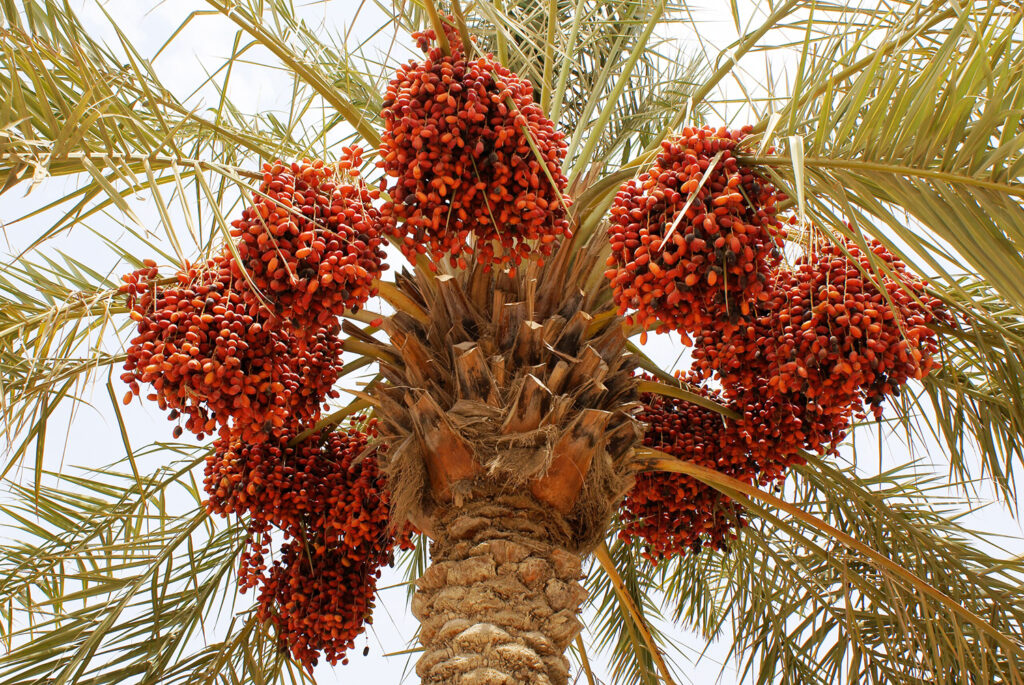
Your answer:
121;158;406;669
613;131;947;558
379;20;571;270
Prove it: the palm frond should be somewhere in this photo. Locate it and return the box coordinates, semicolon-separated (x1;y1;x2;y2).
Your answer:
0;9;275;190
594;542;678;685
585;539;679;685
912;279;1024;501
0;247;125;478
739;3;1024;498
0;452;305;685
2;1;1024;683
647;454;1024;684
201;0;387;148
1;0;395;246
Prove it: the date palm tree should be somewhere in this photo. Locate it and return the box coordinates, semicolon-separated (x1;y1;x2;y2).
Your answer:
1;0;1024;683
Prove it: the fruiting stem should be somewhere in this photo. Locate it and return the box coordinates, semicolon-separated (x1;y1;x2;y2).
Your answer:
288;398;372;446
636;379;741;420
449;0;473;57
540;0;558;114
661;149;724;248
423;0;451;56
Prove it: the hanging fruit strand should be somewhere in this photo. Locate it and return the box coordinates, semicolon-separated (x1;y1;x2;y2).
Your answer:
121;153;411;670
613;132;950;560
379;19;572;271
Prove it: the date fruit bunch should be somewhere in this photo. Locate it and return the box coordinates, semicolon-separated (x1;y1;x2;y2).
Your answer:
612;140;947;558
379;18;571;271
121;156;408;670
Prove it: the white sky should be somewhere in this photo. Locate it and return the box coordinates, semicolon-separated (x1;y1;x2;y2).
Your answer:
1;1;1022;683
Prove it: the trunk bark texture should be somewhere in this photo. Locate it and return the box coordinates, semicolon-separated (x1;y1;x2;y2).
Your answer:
411;494;588;685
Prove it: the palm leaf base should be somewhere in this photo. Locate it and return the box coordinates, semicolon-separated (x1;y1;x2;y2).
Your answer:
367;255;643;550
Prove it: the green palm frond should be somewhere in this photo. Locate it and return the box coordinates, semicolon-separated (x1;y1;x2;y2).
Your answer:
0;452;308;685
0;9;272;184
586;540;681;685
575;54;707;180
0;0;393;244
648;455;1024;684
201;0;387;147
0;247;125;478
912;279;1024;500
736;3;1024;497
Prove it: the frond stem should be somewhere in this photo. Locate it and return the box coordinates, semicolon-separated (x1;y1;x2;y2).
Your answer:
594;542;679;685
747;154;1024;198
540;0;558;114
0;290;122;340
0;151;261;180
549;0;585;125
574;635;597;685
493;0;508;66
567;0;667;184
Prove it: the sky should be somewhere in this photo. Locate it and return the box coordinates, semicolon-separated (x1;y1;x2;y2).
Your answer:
1;1;1022;684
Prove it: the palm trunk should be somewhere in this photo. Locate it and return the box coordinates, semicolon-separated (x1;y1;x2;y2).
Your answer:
412;493;588;685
